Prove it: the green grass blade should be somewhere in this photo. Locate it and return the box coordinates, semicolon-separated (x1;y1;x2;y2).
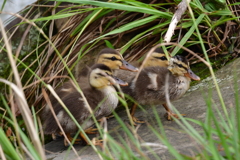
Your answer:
30;13;78;22
121;20;170;53
144;106;184;160
230;2;240;6
89;15;159;43
0;128;21;160
171;14;205;56
71;8;113;36
55;0;171;17
0;0;7;11
104;40;114;49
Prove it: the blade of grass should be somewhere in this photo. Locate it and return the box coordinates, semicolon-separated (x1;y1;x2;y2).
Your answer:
29;12;79;22
71;8;113;36
187;1;230;124
149;106;184;160
0;0;7;11
68;8;104;56
0;128;21;160
121;20;170;53
89;15;160;43
55;0;171;17
171;14;205;56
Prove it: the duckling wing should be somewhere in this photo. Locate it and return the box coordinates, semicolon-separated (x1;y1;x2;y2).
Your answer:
42;91;86;134
42;85;120;134
134;67;171;105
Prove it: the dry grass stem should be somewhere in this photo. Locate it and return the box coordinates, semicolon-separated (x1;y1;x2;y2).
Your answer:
0;145;7;160
164;0;190;43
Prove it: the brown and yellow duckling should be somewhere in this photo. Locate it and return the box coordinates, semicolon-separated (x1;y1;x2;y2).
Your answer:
117;47;170;124
46;48;136;140
41;64;126;146
53;48;137;101
126;55;200;123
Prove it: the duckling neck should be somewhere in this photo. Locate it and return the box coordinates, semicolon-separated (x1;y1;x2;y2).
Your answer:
171;75;191;99
96;86;119;114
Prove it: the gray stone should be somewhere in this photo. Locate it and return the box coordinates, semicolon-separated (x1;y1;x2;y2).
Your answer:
44;58;240;160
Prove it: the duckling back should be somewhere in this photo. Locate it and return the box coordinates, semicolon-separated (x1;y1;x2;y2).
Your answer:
42;86;118;134
133;66;191;106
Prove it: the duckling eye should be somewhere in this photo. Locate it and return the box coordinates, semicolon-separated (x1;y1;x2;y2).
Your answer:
154;56;167;61
177;64;183;68
111;56;117;61
159;56;167;60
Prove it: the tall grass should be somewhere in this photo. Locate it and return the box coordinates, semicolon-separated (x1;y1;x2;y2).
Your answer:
0;0;239;159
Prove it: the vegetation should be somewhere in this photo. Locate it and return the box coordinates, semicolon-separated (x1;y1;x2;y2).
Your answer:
0;0;239;159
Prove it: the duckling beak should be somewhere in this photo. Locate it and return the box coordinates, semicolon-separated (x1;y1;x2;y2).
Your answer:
120;60;138;72
184;69;200;81
112;76;128;86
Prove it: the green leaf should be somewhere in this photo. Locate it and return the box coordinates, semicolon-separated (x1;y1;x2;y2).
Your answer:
104;40;114;49
230;2;240;6
89;15;159;43
55;0;171;18
0;128;21;160
71;9;113;36
211;17;239;29
0;0;7;11
30;12;78;22
209;10;232;16
171;14;205;56
121;0;156;9
121;20;170;53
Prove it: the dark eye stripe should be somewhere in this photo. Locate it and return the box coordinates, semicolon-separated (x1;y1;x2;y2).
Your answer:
154;56;167;61
174;62;188;70
105;56;122;62
97;73;104;76
105;72;112;76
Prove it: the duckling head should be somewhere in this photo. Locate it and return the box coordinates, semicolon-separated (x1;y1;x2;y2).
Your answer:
143;48;169;68
168;55;200;81
89;64;128;89
96;48;138;72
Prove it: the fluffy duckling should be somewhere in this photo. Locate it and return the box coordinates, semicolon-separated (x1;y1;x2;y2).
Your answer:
127;55;200;122
42;64;125;146
53;48;137;101
47;48;134;139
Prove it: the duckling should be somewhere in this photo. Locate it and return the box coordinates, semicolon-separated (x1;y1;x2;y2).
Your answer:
115;47;170;124
53;48;137;101
46;48;134;140
127;55;200;122
41;64;125;146
116;48;169;124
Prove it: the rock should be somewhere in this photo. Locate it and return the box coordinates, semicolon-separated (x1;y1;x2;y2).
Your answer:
44;58;240;160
